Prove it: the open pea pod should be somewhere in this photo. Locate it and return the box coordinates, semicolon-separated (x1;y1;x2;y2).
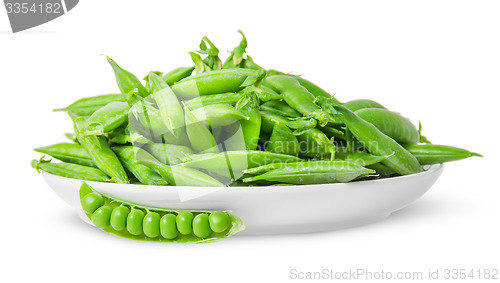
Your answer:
80;182;244;243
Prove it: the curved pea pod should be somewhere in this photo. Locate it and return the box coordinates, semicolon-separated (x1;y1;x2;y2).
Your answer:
333;105;422;175
180;150;302;180
403;144;482;165
260;111;317;134
73;115;129;184
171;69;266;100
34;143;95;167
184;92;241;110
135;148;224;186
243;161;375;185
355;108;419;145
260;100;301;118
266;123;300;156
334;147;389;166
162;66;195;85
81;101;130;136
112;146;168;185
295;128;336;160
344;99;386;112
236;94;261;151
264;75;331;126
106;57;149;104
79;182;244;243
184;104;219;153
31;157;110;182
53;94;125;116
142;143;194;165
190;104;249;127
148;72;186;138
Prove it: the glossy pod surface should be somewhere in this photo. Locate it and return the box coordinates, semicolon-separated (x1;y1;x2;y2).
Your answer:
79;182;244;243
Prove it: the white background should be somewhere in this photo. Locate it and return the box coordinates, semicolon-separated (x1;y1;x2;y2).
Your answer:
1;0;498;282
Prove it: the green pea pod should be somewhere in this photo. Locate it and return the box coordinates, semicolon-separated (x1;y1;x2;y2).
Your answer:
332;105;422;175
190;104;249;127
81;101;129;135
183;92;239;109
260;100;301;118
171;69;265;100
34;143;95;167
107;57;149;104
403;144;482;165
355;108;419;145
80;182;244;243
223;30;247;69
134;149;224;186
64;133;79;144
240;55;263;70
319;126;346;141
181;150;302;179
266;123;300;156
243;161;375;184
112;146;169;185
260;111;317;134
236;94;261;151
344;99;386;112
264;75;330;126
72;115;129;184
108;124;152;145
142;143;194;165
32;157;110;182
162;66;195;86
53;94;125;116
148;72;186;138
334;148;390;167
366;163;397;177
295;128;336;160
184;104;219;153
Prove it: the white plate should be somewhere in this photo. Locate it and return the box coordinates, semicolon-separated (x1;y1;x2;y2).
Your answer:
42;164;443;235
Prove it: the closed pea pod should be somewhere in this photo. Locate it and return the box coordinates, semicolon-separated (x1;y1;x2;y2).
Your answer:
142;143;194;165
260;100;301;118
355;108;420;145
260;111;317;134
190;104;249;127
34;142;95;167
344;99;386;112
404;144;482;165
266;123;300;156
162;66;195;85
236;93;261;151
31;157;110;182
330;104;422;175
295;128;336;160
82;101;130;136
171;69;265;100
112;146;168;186
107;57;149;104
53;94;126;116
264;75;330;126
73;115;129;184
183;104;219;153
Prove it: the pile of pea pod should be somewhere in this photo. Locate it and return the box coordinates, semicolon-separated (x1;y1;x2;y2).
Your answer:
32;31;482;187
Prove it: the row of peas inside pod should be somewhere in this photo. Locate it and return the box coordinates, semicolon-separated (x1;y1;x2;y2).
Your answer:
33;30;482;187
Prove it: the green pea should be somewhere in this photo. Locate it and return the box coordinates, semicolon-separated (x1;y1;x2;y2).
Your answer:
127;209;145;236
160;214;178;240
110;206;130;231
193;214;212;238
176;212;194;235
81;193;104;214
143;212;161;238
91;205;112;229
209;212;230;233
